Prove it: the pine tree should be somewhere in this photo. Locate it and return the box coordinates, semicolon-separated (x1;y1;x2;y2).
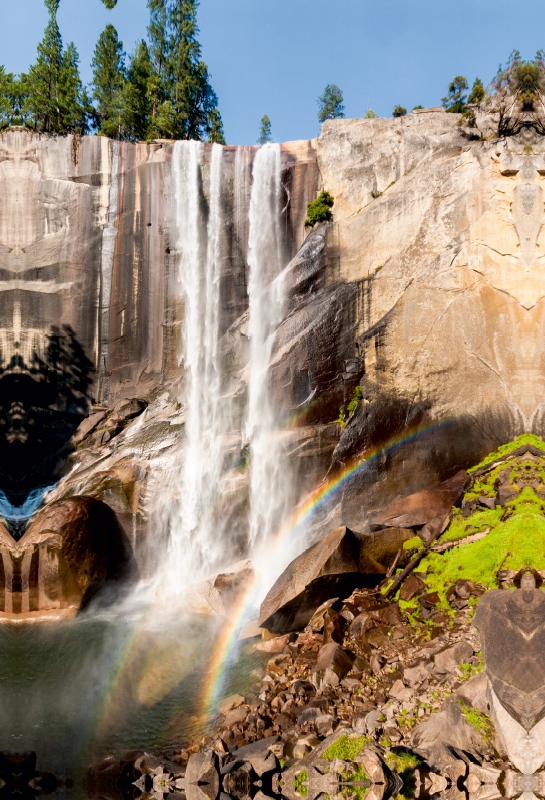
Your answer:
146;0;221;140
442;76;468;113
257;114;272;144
91;24;126;138
468;77;485;105
121;40;153;141
0;68;15;128
23;0;87;133
206;108;225;143
317;84;345;123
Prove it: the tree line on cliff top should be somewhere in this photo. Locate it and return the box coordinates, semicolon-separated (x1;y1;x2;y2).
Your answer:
0;0;225;143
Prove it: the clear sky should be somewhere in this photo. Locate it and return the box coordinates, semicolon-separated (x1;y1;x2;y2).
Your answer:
2;0;545;145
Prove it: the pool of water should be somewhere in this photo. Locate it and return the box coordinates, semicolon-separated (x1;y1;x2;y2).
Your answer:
0;605;266;798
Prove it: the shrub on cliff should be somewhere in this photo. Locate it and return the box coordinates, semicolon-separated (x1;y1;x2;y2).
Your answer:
304;190;334;228
393;105;406;117
442;75;468;113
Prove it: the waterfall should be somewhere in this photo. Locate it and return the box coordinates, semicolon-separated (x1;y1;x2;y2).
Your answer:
246;143;291;551
168;141;225;577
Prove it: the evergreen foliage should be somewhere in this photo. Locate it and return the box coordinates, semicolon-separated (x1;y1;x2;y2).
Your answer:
393;105;406;117
91;24;126;138
206;108;225;144
257;114;272;144
0;67;15;128
101;0;117;6
22;0;88;133
365;108;378;118
468;77;485;105
442;75;468;113
304;190;334;228
121;41;153;141
146;0;220;141
317;84;345;122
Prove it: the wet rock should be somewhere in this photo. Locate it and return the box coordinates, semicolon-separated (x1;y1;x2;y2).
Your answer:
3;495;138;616
368;471;468;529
218;695;245;715
310;643;354;689
224;708;248;728
258;526;412;633
254;635;291;654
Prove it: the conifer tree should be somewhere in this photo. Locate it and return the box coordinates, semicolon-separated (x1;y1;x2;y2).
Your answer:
23;0;87;133
121;40;153;141
206;108;225;144
257;114;272;144
468;77;485;105
147;0;221;140
317;84;345;122
91;24;126;137
0;68;15;128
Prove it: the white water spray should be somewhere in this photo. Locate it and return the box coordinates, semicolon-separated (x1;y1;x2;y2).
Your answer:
246;144;291;552
168;141;225;579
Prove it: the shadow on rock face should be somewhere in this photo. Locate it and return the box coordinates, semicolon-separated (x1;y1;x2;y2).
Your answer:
0;324;94;513
0;496;138;619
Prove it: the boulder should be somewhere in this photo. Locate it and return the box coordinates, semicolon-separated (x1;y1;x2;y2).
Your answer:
434;642;474;674
472;585;545;729
0;496;137;616
185;753;219;800
369;471;468;529
310;643;354;689
259;525;412;633
412;699;490;769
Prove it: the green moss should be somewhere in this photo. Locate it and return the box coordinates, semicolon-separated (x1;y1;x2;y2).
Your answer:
458;701;495;743
335;386;363;429
383;749;423;772
323;735;370;761
468;434;545;472
403;536;424;551
421;486;545;594
344;765;369;782
294;770;308;795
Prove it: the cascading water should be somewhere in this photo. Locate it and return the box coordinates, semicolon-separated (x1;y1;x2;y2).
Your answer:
246;144;292;554
168;141;226;579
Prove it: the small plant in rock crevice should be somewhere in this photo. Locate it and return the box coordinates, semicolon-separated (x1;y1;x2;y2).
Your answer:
304;190;334;228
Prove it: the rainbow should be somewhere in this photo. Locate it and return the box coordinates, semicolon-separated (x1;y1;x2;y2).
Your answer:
197;416;454;717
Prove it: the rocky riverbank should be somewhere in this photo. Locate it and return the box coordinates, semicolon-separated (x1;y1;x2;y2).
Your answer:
89;433;545;800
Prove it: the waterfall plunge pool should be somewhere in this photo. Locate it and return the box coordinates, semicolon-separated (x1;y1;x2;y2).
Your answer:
0;607;266;798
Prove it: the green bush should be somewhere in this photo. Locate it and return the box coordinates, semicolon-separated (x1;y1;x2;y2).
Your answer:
305;190;334;228
393;105;407;117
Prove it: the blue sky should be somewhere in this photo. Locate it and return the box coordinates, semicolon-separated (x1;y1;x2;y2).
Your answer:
2;0;545;145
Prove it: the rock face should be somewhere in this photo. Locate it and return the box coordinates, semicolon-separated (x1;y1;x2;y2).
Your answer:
9;113;545;575
0;496;137;617
258;525;411;633
473;585;545;730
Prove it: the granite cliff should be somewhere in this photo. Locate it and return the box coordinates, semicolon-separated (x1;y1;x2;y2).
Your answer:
3;109;545;569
